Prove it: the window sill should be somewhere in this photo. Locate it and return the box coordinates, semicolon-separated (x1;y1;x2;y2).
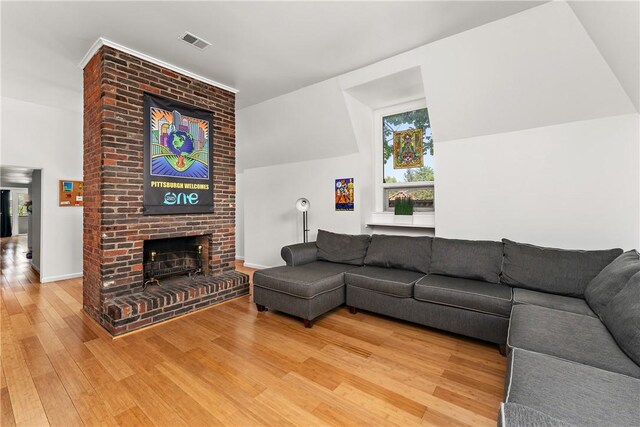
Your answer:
366;212;435;229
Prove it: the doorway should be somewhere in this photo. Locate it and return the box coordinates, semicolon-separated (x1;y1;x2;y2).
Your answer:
0;166;41;271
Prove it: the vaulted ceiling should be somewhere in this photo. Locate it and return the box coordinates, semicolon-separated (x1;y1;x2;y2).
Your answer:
236;1;639;171
1;1;636;117
1;1;547;110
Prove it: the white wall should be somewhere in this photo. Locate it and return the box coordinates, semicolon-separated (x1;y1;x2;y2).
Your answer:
1;97;83;282
244;154;366;269
237;78;359;171
242;91;379;268
238;1;640;268
435;114;639;250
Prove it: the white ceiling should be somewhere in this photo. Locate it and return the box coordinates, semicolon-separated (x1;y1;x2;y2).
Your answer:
0;166;34;186
1;1;546;109
568;1;640;112
346;67;426;110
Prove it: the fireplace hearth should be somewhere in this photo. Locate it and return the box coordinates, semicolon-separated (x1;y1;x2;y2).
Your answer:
103;271;249;335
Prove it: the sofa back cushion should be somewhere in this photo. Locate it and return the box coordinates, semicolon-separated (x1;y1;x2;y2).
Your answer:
600;273;640;366
501;239;623;297
316;229;371;266
364;235;432;274
585;250;640;317
429;237;503;283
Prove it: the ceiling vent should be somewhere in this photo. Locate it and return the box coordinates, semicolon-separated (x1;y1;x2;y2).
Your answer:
179;32;211;50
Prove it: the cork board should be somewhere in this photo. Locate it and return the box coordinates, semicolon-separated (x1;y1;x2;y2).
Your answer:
59;180;83;207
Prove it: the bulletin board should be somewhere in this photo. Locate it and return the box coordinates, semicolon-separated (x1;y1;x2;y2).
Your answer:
59;180;83;207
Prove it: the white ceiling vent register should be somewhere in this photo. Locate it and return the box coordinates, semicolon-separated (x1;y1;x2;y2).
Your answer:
179;32;211;50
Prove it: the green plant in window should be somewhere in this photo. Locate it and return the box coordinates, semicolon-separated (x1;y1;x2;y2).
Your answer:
394;197;414;216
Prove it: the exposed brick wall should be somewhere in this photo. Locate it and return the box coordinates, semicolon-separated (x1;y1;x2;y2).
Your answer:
83;53;104;320
83;45;239;329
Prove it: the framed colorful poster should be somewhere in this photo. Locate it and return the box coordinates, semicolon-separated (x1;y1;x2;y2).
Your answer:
335;178;354;211
143;94;214;215
393;128;423;169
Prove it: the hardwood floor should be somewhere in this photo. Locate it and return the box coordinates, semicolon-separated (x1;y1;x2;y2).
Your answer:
1;236;506;426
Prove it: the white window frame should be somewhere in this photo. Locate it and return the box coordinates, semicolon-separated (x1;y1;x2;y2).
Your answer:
373;98;434;213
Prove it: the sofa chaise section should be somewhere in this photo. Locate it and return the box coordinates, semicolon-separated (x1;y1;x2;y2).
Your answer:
253;261;357;326
253;230;370;327
503;348;640;426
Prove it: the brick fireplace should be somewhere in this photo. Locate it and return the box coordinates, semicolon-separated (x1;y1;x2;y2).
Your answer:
143;235;211;281
83;45;248;335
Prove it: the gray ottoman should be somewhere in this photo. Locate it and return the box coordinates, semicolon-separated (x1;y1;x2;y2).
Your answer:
253;261;354;327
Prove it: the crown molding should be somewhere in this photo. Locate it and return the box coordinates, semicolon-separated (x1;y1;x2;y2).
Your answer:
78;37;238;94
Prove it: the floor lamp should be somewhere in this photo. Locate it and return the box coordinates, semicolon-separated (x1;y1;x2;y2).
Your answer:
295;198;310;243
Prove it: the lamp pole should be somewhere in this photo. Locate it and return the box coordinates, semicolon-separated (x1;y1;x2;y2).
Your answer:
295;198;310;243
303;210;308;243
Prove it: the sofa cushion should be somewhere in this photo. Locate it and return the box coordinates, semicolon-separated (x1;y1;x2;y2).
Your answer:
513;288;596;317
499;403;575;427
507;304;640;378
600;272;640;366
585;250;640;317
429;237;503;283
501;239;622;297
364;235;432;274
505;348;640;427
414;274;512;317
253;261;356;299
316;229;371;266
345;266;424;298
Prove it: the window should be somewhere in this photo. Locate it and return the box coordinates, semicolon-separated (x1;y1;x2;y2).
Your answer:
381;106;434;212
17;193;29;217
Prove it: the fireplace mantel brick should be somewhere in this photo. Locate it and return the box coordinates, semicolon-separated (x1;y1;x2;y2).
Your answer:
83;45;247;335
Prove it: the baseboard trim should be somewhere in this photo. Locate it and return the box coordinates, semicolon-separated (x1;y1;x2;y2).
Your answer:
243;262;272;270
236;256;245;261
40;272;83;283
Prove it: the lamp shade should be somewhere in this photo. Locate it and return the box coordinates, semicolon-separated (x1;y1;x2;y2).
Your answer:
295;198;310;212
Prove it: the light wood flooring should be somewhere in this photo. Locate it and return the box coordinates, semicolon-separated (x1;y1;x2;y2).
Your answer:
1;235;506;426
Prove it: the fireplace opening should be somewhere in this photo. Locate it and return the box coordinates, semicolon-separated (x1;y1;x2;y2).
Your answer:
143;235;209;288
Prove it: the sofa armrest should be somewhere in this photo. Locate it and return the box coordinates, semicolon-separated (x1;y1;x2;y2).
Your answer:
281;242;318;266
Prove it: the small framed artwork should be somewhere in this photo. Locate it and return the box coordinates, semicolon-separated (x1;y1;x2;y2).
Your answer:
393;128;423;169
59;180;84;207
335;178;354;211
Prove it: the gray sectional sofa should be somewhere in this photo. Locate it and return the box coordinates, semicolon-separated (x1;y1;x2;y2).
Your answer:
253;230;640;426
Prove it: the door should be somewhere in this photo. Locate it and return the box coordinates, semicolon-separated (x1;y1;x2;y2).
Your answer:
0;190;12;237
